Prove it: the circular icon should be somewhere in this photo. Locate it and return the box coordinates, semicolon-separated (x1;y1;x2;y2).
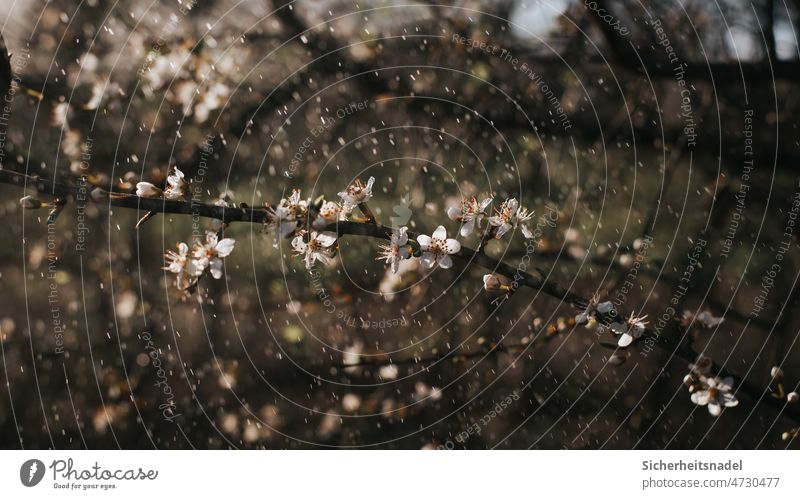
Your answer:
20;459;45;487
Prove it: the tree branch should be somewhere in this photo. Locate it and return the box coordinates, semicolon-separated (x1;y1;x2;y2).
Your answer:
2;167;798;428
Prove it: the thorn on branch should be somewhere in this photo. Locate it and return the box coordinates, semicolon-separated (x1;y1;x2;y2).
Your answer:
135;210;157;229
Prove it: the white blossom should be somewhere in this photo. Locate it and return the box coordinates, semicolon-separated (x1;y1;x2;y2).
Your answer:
312;200;342;230
292;230;337;270
416;225;461;269
690;376;739;416
269;189;309;238
192;231;236;279
164;167;188;200
488;198;535;239
609;312;648;347
338;176;375;214
164;242;204;290
135;182;163;198
575;298;614;325
377;226;410;273
447;196;492;237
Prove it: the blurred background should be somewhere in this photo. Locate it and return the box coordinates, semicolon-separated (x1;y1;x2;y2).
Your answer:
0;0;799;449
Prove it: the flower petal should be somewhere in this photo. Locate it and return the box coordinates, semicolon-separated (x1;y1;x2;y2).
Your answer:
445;238;461;254
447;206;461;221
720;377;735;391
215;238;235;257
494;223;511;239
432;225;447;241
394;227;408;246
291;236;307;252
209;258;223;279
708;402;722;416
521;224;534;239
618;332;634;348
316;232;338;247
460;219;475;237
166;261;182;274
691;391;710;406
722;393;739;407
164;188;184;200
135;182;162;198
438;254;453;269
416;235;431;251
192;255;209;272
420;252;436;268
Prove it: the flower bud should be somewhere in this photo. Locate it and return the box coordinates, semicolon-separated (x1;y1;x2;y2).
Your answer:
771;366;784;381
20;195;42;209
787;392;799;404
482;273;511;293
136;182;163;198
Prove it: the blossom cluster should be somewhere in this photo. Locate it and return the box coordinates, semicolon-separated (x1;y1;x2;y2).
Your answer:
265;177;375;270
573;298;647;347
136;166;189;200
446;195;535;239
264;180;539;274
164;231;236;290
683;354;738;417
142;42;234;123
132;167;237;290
